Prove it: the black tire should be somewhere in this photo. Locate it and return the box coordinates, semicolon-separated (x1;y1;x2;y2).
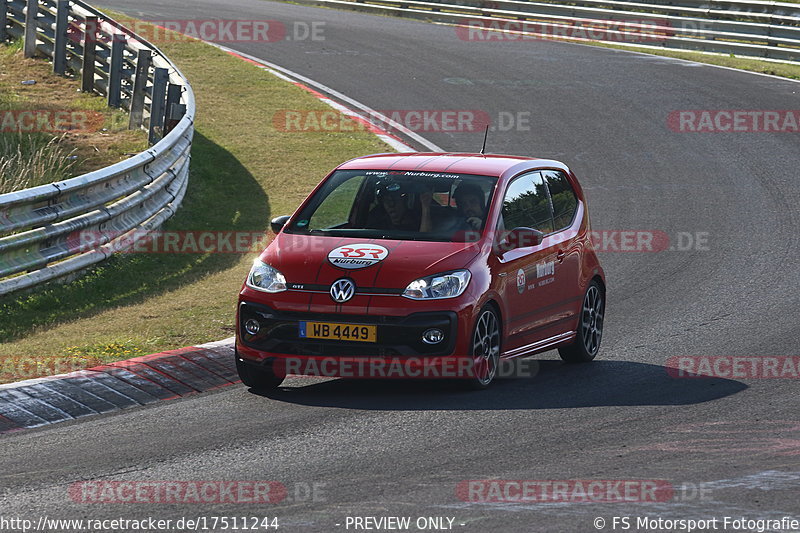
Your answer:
558;280;604;363
236;356;283;390
463;305;501;390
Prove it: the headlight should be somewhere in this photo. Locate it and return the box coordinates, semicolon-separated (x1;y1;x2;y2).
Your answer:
402;270;471;300
246;260;287;293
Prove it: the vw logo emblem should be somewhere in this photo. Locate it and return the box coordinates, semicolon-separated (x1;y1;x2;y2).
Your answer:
330;278;356;303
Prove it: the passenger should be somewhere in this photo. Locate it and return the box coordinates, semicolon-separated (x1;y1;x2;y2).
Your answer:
453;183;486;231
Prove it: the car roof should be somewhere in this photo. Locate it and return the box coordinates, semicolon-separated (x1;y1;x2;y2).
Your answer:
336;153;569;177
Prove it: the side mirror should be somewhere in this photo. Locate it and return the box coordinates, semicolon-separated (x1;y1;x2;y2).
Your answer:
499;227;544;252
270;215;291;234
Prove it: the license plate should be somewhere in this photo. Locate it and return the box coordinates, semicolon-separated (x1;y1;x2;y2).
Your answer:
299;321;377;343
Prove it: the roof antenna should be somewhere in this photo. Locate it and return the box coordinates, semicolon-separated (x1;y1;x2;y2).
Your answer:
479;125;489;155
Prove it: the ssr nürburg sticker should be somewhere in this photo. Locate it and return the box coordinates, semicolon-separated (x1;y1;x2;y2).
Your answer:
328;244;389;269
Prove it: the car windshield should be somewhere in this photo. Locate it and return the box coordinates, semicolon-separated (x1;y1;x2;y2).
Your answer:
285;170;497;242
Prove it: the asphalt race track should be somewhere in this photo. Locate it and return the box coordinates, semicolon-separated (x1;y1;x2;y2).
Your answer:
1;1;799;531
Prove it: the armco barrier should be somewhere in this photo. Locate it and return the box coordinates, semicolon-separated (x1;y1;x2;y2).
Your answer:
292;0;800;62
0;0;195;296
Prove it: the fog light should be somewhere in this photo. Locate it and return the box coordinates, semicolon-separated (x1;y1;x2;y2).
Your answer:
244;319;260;335
422;328;444;345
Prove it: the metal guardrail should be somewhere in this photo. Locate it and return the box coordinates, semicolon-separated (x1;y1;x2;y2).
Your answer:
0;0;195;296
293;0;800;61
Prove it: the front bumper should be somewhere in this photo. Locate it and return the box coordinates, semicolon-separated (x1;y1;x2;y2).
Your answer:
237;301;459;358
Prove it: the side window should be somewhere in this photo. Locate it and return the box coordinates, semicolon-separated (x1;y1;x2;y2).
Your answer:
543;170;578;231
500;172;554;235
308;175;365;229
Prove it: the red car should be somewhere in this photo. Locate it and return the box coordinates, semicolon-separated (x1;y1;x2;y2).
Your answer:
236;153;605;389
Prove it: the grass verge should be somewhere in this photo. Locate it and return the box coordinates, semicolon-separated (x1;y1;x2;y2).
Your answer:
571;41;800;80
0;21;390;383
0;39;148;193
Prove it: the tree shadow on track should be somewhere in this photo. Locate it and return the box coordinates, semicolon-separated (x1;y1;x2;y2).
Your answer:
250;360;747;411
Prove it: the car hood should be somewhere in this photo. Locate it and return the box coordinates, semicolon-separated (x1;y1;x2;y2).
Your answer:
262;234;481;289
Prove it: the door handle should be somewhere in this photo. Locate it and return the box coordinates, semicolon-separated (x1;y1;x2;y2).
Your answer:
556;249;566;262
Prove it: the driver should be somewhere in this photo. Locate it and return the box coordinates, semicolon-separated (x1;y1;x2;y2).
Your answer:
367;182;425;231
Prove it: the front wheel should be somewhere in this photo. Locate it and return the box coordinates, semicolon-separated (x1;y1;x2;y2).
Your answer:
464;305;501;389
558;280;604;363
236;355;284;390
